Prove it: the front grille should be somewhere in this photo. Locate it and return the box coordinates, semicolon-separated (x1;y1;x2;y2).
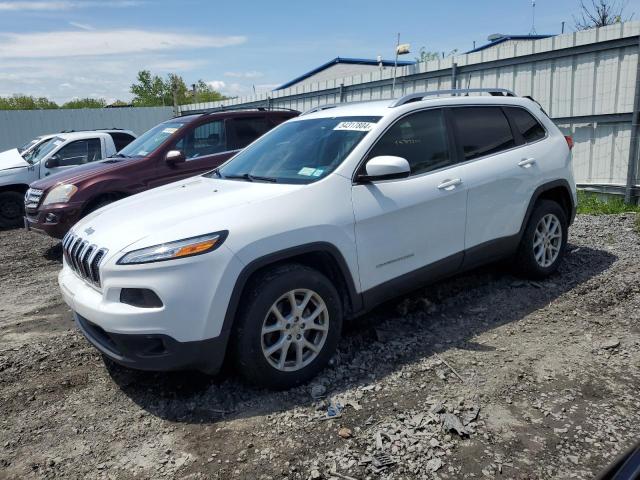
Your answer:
62;232;108;288
24;188;44;210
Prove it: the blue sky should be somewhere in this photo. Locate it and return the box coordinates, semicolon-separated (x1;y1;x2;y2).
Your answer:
0;0;638;103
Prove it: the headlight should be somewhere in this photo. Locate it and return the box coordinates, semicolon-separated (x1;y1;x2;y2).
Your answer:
42;184;78;206
117;231;228;265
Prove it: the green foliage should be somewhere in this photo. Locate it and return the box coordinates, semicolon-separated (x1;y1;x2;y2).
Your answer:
0;95;59;110
415;47;440;63
61;98;106;109
130;70;227;107
577;190;640;214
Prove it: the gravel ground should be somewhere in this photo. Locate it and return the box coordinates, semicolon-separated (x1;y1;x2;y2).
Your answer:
0;214;639;480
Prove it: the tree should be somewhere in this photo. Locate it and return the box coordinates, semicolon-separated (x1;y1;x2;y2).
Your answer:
192;80;226;103
415;47;441;63
0;95;58;110
130;70;167;107
574;0;634;30
61;98;106;109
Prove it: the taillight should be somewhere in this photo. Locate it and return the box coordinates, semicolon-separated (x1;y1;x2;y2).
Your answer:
564;135;574;150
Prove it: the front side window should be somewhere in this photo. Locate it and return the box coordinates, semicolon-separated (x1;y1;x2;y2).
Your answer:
450;107;515;161
110;132;136;151
506;107;546;143
55;138;102;166
118;121;186;158
214;116;380;184
231;116;270;149
175;120;226;160
367;109;451;176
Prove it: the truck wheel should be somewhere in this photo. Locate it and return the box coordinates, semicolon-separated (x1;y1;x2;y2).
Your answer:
514;199;568;279
0;191;25;228
233;264;342;389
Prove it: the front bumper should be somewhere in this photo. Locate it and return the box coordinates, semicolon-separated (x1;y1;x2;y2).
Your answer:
74;312;226;373
24;203;83;239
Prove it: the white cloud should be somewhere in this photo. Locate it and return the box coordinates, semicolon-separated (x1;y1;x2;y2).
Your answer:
206;80;227;90
224;70;264;79
0;1;141;10
0;30;247;58
68;21;93;31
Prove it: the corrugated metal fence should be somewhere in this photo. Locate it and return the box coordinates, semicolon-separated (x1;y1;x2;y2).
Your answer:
181;21;640;197
0;106;173;152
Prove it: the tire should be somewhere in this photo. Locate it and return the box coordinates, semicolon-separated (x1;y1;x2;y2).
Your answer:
514;199;568;279
233;263;343;389
0;191;25;229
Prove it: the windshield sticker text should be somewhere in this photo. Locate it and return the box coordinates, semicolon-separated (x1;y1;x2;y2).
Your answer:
333;121;375;132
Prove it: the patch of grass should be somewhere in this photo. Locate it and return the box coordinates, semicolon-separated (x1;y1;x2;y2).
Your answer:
577;190;640;215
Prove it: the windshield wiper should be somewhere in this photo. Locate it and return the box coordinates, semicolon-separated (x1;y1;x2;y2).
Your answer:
110;153;129;158
223;173;277;183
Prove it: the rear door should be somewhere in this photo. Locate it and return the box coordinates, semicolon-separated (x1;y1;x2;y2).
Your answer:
227;115;272;150
351;108;468;295
450;106;540;254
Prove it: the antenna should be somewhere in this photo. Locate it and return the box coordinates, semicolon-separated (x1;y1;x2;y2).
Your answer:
529;0;537;35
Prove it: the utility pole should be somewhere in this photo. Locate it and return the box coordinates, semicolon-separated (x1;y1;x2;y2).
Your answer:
392;33;400;97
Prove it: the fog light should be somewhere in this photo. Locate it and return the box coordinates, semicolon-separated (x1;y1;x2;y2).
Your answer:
120;288;163;308
45;213;58;223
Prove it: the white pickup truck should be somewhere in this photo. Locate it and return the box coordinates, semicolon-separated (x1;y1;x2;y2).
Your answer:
0;129;136;228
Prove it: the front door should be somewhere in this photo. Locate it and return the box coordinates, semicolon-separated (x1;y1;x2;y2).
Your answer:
156;118;235;186
351;108;467;295
41;137;103;177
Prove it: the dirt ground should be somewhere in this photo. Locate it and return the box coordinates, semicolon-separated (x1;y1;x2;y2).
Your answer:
0;214;639;480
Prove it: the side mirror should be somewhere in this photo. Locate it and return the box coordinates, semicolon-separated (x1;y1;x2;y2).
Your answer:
358;155;411;182
165;150;185;165
44;155;60;168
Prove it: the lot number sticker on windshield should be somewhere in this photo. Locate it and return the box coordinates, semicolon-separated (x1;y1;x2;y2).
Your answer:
333;121;375;132
162;127;179;134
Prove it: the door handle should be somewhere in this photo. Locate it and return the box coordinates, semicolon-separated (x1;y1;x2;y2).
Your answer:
437;178;462;190
518;157;536;168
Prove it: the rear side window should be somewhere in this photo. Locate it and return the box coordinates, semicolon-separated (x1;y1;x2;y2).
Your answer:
368;109;451;176
506;107;546;143
450;107;515;161
109;132;136;151
231;116;270;149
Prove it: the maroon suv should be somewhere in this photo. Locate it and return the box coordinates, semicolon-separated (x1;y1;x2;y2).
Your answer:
24;109;298;238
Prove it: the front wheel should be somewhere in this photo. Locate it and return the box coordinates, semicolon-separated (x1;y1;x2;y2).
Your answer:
233;264;342;389
0;191;25;228
514;199;568;279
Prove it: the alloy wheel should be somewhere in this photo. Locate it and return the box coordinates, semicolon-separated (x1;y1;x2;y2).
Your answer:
533;213;562;268
261;289;329;372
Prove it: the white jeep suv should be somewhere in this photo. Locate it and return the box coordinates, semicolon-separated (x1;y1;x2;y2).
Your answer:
58;89;576;388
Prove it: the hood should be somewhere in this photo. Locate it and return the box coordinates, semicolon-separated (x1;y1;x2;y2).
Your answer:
72;176;302;254
31;157;145;190
0;148;29;170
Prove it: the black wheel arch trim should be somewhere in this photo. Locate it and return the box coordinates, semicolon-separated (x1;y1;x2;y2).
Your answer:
518;179;576;242
211;242;362;371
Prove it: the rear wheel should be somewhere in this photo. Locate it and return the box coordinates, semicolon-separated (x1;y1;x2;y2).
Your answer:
233;264;342;389
0;191;25;228
514;199;567;279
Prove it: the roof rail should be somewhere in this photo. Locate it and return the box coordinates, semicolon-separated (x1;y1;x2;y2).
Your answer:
179;105;300;116
59;127;123;133
300;104;339;116
390;88;516;108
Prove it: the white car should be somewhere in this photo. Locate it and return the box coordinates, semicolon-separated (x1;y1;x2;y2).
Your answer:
0;129;136;228
58;89;576;388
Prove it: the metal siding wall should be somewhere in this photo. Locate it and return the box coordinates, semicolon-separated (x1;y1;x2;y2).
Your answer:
179;22;640;188
0;107;173;152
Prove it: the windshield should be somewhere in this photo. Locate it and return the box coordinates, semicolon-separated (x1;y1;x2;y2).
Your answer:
214;116;380;184
19;137;43;154
23;137;61;165
118;121;186;158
